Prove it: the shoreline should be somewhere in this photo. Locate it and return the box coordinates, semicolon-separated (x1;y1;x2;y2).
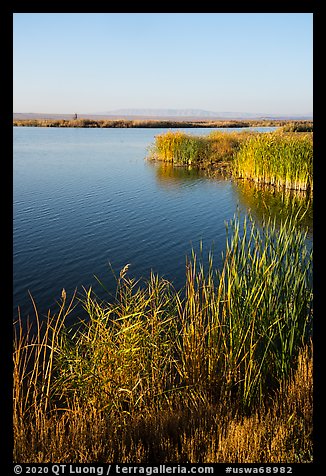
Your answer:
13;118;313;129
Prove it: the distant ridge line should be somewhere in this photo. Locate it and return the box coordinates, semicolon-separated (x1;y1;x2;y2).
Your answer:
13;111;313;121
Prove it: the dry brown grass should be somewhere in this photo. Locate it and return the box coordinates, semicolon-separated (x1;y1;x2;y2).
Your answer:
13;340;312;463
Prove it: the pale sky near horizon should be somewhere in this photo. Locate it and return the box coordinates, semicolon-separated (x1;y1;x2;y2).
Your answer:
13;13;313;115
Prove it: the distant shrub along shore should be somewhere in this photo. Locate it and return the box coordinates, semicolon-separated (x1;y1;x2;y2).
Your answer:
13;118;313;130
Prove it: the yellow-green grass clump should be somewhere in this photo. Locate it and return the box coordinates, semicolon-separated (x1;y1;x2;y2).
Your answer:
150;130;248;167
150;130;208;165
14;213;312;463
150;130;313;192
233;132;313;192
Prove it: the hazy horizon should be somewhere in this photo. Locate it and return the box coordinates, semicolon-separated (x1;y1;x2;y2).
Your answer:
13;108;313;119
13;13;313;115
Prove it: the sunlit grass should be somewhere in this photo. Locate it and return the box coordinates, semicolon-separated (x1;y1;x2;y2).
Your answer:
149;130;313;192
233;132;313;191
149;130;249;168
14;212;312;462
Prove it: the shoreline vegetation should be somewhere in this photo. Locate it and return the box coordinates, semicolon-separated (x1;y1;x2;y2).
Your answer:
148;129;313;192
14;123;313;463
13;117;313;192
14;213;313;463
13;118;313;130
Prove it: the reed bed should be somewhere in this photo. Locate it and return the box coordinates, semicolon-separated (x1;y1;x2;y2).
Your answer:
149;130;249;168
150;131;208;165
13;213;313;462
150;130;313;192
233;132;313;192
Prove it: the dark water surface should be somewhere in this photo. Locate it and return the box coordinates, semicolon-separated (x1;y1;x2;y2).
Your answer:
14;126;310;322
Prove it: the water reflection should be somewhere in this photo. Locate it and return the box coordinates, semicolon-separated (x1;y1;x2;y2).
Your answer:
152;162;313;235
150;162;205;188
232;179;313;236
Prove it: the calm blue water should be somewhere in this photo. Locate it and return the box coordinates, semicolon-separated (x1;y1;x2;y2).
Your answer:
13;126;282;321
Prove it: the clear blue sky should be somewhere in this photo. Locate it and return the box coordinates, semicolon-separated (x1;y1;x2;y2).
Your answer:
13;13;313;115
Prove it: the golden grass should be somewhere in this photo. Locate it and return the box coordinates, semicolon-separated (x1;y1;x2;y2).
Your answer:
149;130;313;192
13;334;312;463
233;132;313;192
13;214;313;463
149;130;250;169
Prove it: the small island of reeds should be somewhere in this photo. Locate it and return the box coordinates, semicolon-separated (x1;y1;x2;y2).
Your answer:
148;128;313;192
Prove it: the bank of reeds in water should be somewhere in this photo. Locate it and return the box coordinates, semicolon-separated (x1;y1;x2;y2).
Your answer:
13;213;313;463
150;130;313;192
150;130;248;168
233;132;313;192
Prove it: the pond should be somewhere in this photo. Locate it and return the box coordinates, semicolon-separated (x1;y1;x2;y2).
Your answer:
13;126;312;323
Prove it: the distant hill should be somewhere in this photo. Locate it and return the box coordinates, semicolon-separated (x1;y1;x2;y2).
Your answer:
101;108;252;118
98;108;313;120
13;109;313;121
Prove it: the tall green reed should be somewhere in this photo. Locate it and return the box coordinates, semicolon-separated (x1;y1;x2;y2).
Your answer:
14;212;312;424
233;133;313;191
149;130;248;167
52;269;181;416
217;212;312;408
149;130;313;193
151;131;209;165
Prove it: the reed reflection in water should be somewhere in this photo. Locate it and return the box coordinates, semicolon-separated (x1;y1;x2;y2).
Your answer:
153;162;313;237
